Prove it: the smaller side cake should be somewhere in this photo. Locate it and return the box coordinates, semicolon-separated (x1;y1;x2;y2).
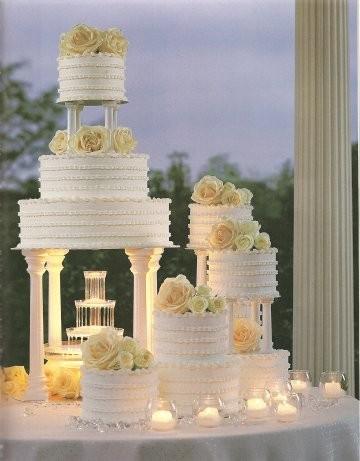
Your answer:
81;329;157;424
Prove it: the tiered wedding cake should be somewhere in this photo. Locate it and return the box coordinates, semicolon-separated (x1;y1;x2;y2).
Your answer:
189;176;289;392
16;24;172;251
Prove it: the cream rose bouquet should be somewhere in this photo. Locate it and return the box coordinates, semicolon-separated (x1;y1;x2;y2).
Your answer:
208;217;272;252
81;328;153;371
1;366;28;399
233;318;262;353
70;126;111;154
191;175;253;207
155;275;226;315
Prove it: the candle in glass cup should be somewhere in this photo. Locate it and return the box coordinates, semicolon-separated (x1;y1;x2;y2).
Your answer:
151;410;176;431
290;379;308;393
246;398;268;419
324;381;343;399
276;402;298;422
197;406;222;427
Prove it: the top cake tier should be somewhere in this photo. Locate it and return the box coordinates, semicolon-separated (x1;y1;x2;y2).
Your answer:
57;25;127;104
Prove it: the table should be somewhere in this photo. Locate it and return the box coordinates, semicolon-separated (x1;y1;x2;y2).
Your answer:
1;396;359;461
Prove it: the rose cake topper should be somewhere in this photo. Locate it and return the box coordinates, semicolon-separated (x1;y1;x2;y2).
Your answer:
191;175;253;206
155;274;226;315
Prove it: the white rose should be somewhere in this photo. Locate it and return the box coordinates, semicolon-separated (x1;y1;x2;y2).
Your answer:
134;349;154;369
191;176;223;205
117;351;134;370
81;328;121;370
156;274;195;314
113;127;137;155
196;285;212;297
1;366;28;399
71;126;110;154
221;189;243;206
99;28;128;57
59;24;103;57
208;218;238;250
118;336;140;356
237;220;261;237
188;295;209;314
208;296;226;313
254;232;271;250
234;233;254;251
49;130;68;155
233;318;262;353
238;188;253;205
53;368;81;399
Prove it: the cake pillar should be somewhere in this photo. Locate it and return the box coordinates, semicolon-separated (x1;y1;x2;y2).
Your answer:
194;249;208;286
126;248;153;348
250;300;258;322
261;299;273;353
66;103;82;136
294;0;354;393
22;250;48;401
46;249;68;347
146;248;164;352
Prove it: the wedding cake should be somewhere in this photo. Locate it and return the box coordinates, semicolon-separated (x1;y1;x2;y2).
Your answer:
16;24;172;250
153;275;240;416
189;176;290;393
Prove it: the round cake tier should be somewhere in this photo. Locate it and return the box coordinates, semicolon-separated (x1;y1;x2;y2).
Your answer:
208;249;279;299
158;357;239;417
236;350;290;394
39;153;149;200
57;54;126;104
81;367;158;424
17;198;172;249
188;203;253;249
153;310;230;361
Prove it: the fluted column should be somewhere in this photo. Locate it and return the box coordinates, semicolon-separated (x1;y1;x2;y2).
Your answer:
46;249;68;347
194;249;208;286
294;0;354;393
22;250;48;401
146;248;164;352
126;248;153;348
261;299;273;353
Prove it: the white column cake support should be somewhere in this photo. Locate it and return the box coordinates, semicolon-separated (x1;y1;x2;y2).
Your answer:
146;248;164;352
125;248;154;348
294;0;354;393
46;249;68;347
261;299;273;353
66;103;82;136
113;104;119;129
194;249;208;286
22;250;48;401
250;300;258;322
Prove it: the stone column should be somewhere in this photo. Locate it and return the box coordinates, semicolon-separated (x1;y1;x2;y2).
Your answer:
146;248;164;352
261;299;273;354
22;250;48;401
194;249;208;286
294;0;354;393
126;248;153;348
46;249;68;347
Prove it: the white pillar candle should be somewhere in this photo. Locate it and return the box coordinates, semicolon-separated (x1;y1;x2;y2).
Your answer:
276;402;298;423
151;410;176;431
290;379;308;393
246;398;268;419
324;382;343;399
197;407;222;428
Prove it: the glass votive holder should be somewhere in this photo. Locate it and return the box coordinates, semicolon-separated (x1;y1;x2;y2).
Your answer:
193;395;224;428
243;388;271;422
289;370;312;395
149;398;177;431
273;392;301;423
319;372;347;400
265;379;292;407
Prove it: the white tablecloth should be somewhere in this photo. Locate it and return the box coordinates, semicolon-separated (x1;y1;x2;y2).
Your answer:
1;397;359;461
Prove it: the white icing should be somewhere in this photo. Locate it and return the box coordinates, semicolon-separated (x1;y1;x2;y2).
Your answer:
39;153;149;200
81;366;158;424
57;55;126;103
17;198;172;250
188;203;253;249
153;310;230;360
208;249;279;299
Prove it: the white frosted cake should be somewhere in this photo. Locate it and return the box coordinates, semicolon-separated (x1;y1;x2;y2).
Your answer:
57;25;127;104
188;176;253;250
81;331;157;424
153;275;239;416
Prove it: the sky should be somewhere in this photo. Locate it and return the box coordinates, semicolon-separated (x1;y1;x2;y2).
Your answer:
1;0;357;179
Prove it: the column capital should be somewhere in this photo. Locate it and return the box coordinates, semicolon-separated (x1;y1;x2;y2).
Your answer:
148;248;164;273
46;249;69;271
22;250;48;275
126;248;161;275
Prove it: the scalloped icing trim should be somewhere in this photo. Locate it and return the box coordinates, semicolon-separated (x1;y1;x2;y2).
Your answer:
40;153;149;160
158;357;239;369
153;309;228;320
189;203;253;211
58;52;125;61
41;185;148;191
209;248;278;255
18;197;171;204
81;365;156;377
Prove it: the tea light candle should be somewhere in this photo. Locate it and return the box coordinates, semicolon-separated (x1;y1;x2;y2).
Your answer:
324;381;343;399
151;410;176;431
246;398;268;419
197;406;222;427
276;402;298;422
290;379;308;393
